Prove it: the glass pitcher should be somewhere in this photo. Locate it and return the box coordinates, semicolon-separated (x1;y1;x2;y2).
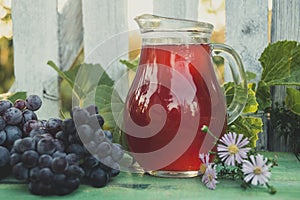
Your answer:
123;14;247;177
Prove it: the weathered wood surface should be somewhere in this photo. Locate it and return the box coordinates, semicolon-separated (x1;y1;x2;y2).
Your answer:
225;0;269;82
0;152;299;199
268;0;300;152
11;0;60;119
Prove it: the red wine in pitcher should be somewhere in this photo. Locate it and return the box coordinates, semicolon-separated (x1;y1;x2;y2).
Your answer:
124;44;227;173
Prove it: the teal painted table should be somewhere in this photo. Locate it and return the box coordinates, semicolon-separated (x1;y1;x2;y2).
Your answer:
0;152;299;200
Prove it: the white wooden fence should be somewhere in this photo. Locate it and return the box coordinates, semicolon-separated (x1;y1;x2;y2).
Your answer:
10;0;300;151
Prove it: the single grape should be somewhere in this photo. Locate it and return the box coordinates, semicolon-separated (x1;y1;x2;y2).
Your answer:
66;144;85;159
22;150;39;168
39;154;53;168
0;130;7;145
65;165;85;178
108;162;121;177
61;118;76;135
96;142;112;158
66;153;79;165
111;143;124;162
0;146;10;167
26;95;42;111
37;138;56;155
19;137;36;153
39;168;54;184
5;125;22;146
29;128;46;138
53;139;65;152
68;134;81;144
65;178;80;191
52;151;67;158
77;124;94;143
83;156;99;169
10;152;21;166
55;131;68;143
51;156;68;173
0;100;13;115
0;116;6;130
22;109;38;123
88;167;109;188
29;167;40;182
3;107;23;125
103;130;113;141
46;118;62;135
12;162;29;180
52;173;66;187
14;99;26;110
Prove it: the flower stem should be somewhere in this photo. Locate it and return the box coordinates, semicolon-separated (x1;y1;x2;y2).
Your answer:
201;125;219;145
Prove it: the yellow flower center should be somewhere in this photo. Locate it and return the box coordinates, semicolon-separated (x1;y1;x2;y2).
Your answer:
228;144;239;155
200;164;207;174
208;174;213;182
254;166;262;175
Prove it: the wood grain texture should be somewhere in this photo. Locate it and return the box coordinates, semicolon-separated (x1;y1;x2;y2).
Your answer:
225;0;269;82
153;0;199;20
11;0;60;119
58;0;83;71
82;0;129;100
269;0;300;152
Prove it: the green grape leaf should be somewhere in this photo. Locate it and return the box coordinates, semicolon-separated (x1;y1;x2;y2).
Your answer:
246;71;257;81
286;87;300;116
243;83;258;114
120;57;139;72
259;40;300;86
256;81;272;111
0;92;27;102
228;116;263;148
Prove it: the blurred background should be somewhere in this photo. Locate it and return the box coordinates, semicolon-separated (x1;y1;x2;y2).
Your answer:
0;0;225;94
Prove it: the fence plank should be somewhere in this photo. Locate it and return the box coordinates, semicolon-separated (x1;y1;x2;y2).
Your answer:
82;0;128;100
269;0;300;152
153;0;199;20
225;0;269;82
58;0;83;71
11;0;60;119
225;0;269;151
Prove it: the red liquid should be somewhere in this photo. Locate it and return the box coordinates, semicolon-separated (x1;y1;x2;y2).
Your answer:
124;44;227;171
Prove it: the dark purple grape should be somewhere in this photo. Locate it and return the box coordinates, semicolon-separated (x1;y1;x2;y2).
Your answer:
29;167;40;182
5;125;22;146
0;100;13;115
39;168;54;184
55;131;67;143
12;162;29;180
72;107;89;124
83;156;99;168
65;178;80;190
26;95;42;111
10;153;21;166
37;138;56;155
0;130;7;145
0;146;10;167
23;120;42;136
22;150;39;168
0;116;6;130
39;154;53;168
65;165;85;178
84;105;98;115
19;137;36;153
68;134;81;144
14;99;26;110
51;156;68;173
52;151;66;158
29;128;46;138
61;118;76;135
108;162;120;177
104;130;113;141
88;167;109;188
94;129;106;144
53;139;65;152
96;142;112;158
53;174;66;187
46;118;62;135
111;143;124;162
22;109;38;122
66;144;85;159
77;124;94;143
3;107;23;125
66;153;79;166
28;182;53;195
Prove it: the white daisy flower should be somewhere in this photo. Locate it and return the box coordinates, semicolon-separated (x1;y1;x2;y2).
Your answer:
242;154;271;186
202;164;218;190
217;132;251;166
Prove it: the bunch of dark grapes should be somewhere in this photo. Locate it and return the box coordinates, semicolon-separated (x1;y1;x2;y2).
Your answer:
55;105;124;188
10;135;85;195
0;95;42;178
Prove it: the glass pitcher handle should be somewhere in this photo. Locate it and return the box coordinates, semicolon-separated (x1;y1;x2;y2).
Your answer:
211;43;248;124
